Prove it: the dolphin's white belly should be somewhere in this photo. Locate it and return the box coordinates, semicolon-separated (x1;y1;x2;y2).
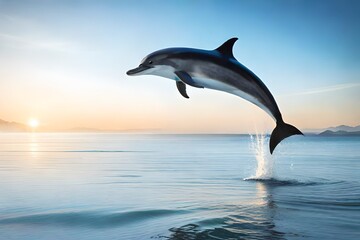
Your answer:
194;77;235;92
193;76;254;102
193;76;275;119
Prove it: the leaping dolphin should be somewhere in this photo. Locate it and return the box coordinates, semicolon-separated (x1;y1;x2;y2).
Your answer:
127;38;303;153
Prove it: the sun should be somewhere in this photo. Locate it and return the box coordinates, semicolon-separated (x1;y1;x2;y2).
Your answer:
28;118;39;128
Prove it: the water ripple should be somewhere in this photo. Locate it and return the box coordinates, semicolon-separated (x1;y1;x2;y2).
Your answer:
163;220;285;240
243;177;324;186
0;209;187;228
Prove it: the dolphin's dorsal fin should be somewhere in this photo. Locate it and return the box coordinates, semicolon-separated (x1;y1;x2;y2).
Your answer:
215;38;238;59
176;81;189;98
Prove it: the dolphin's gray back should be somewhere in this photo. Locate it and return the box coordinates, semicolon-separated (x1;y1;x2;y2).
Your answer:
166;49;282;121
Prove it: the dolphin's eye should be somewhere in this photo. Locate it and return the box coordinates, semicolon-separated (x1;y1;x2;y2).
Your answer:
148;60;153;64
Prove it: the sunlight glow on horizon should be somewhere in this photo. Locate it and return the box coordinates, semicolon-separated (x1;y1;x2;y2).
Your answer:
28;118;39;129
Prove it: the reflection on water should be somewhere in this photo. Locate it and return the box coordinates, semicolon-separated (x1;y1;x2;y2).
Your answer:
29;133;39;158
166;181;284;240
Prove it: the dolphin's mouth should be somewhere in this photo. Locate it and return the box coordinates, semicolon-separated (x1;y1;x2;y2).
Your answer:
126;64;152;76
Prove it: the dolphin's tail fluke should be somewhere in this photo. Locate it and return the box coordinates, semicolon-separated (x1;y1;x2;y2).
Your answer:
270;120;303;154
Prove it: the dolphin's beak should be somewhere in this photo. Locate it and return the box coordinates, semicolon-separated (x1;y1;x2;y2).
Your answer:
126;64;152;76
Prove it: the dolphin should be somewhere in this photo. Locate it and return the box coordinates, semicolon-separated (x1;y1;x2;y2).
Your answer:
127;38;303;153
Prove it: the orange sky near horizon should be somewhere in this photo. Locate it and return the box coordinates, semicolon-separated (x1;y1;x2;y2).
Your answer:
1;79;359;133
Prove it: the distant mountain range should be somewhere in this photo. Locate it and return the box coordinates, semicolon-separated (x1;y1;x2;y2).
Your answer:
303;125;360;134
326;125;360;132
0;119;28;132
318;130;360;136
317;125;360;136
0;118;160;133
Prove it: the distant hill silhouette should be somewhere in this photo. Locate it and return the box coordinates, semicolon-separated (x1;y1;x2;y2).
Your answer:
318;130;360;136
304;124;360;133
0;118;28;132
326;125;360;132
0;118;160;133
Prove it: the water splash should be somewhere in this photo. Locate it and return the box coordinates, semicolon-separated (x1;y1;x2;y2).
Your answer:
247;133;275;179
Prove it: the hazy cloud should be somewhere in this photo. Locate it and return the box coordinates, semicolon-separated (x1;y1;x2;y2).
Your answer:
0;32;81;53
0;14;81;54
281;82;360;97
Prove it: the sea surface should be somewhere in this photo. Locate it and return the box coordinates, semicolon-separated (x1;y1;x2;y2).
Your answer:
0;133;359;240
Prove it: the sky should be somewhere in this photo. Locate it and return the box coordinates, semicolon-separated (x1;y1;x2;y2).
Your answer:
0;0;359;133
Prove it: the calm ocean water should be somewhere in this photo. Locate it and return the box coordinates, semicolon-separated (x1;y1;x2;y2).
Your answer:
0;133;359;240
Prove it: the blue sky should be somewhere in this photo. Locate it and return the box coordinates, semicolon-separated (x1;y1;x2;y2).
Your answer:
0;0;359;132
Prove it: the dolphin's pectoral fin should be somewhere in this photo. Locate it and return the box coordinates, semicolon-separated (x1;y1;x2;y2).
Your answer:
175;71;203;88
215;37;238;59
176;81;189;99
